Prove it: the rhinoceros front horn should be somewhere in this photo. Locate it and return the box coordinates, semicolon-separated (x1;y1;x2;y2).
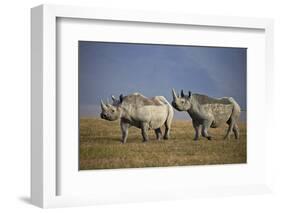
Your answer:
111;95;116;101
172;88;178;100
100;100;107;110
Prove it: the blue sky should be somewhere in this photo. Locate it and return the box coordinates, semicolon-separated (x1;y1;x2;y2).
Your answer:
79;41;246;120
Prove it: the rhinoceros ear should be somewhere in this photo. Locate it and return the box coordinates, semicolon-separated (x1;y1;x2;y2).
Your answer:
181;90;185;98
188;91;192;97
119;94;123;103
111;95;116;102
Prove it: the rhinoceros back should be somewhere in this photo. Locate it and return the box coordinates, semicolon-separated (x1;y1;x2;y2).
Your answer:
120;93;173;129
190;94;241;128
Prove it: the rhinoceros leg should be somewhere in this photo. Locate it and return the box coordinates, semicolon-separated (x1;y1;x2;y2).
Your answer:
164;110;173;140
202;119;213;140
141;123;149;142
224;119;234;140
163;128;169;140
164;123;171;140
192;121;201;141
155;128;162;140
120;122;130;143
233;123;240;139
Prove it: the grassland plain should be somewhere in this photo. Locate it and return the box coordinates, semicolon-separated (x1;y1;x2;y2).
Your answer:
79;117;246;170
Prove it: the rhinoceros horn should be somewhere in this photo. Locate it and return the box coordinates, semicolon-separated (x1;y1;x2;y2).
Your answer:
106;98;110;105
172;88;178;100
101;100;107;110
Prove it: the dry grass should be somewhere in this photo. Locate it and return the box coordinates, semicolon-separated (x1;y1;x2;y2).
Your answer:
79;117;246;170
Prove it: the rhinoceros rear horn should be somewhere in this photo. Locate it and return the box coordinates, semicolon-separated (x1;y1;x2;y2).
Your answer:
172;88;178;100
119;94;123;103
111;95;116;101
101;100;107;110
181;90;185;98
106;98;110;105
188;91;192;97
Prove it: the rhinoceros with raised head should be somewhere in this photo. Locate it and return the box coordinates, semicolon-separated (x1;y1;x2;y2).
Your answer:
100;93;174;143
171;89;241;141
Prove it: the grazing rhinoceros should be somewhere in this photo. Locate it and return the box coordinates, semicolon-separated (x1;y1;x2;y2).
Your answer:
100;93;174;143
171;89;241;141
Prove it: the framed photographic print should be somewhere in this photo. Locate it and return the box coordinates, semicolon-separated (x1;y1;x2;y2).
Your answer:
31;4;274;208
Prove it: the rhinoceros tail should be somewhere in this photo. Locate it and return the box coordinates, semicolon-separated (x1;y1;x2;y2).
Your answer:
156;96;174;122
154;96;167;105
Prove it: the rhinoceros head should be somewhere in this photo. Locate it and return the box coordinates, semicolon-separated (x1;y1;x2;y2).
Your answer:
100;98;122;121
171;89;192;111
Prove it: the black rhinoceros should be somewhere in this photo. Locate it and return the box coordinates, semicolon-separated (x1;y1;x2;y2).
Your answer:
171;89;241;141
100;93;174;143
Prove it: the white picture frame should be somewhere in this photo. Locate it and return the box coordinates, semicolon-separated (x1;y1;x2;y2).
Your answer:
31;4;274;208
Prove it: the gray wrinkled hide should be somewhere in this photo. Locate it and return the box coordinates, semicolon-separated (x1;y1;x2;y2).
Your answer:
172;89;241;141
100;93;174;143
